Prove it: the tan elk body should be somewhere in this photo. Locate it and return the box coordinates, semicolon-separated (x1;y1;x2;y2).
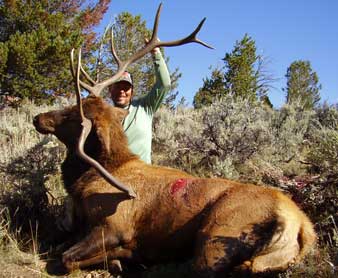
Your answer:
33;4;316;276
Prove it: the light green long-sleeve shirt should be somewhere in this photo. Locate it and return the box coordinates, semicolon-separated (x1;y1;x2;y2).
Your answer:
122;51;171;163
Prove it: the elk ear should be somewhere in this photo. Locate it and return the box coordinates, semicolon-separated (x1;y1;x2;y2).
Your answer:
93;107;128;155
94;117;112;154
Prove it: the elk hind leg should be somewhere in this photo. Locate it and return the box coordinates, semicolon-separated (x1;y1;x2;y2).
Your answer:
193;230;256;277
242;224;300;273
192;198;277;276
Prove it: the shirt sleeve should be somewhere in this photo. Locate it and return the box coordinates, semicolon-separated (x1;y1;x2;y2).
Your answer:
138;50;171;114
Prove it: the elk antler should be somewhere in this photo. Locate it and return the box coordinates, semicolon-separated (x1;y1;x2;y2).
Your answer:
70;3;213;97
72;49;137;198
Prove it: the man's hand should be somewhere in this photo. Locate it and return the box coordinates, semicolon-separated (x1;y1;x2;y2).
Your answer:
144;38;161;55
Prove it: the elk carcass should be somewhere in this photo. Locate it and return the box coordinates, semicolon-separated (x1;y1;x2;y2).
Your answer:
33;4;316;277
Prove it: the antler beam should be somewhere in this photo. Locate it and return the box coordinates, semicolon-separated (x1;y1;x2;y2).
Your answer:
72;3;213;97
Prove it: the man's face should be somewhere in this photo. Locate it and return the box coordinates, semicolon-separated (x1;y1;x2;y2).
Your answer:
110;81;133;108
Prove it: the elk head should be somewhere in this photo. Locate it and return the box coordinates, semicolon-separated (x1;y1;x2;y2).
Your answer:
34;3;213;199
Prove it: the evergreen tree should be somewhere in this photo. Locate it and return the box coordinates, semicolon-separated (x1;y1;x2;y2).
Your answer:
261;95;273;109
193;67;225;109
223;34;267;102
0;0;110;102
285;60;321;110
193;34;273;108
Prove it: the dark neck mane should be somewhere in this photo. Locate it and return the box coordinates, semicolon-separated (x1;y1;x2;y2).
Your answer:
61;113;136;192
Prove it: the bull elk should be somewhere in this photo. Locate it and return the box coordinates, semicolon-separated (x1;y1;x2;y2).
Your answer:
33;4;316;277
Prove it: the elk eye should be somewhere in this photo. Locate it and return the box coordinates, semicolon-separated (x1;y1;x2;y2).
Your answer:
45;118;55;127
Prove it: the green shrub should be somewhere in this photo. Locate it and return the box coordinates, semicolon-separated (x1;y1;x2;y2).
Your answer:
306;104;338;179
314;103;338;130
153;96;275;179
307;127;338;178
152;106;205;174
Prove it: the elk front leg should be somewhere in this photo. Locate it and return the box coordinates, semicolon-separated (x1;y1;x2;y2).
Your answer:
62;226;133;271
56;195;79;232
65;246;134;272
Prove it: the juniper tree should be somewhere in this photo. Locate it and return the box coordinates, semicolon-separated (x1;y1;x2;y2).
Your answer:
223;34;272;102
193;34;273;108
285;60;321;110
193;67;225;109
0;0;110;102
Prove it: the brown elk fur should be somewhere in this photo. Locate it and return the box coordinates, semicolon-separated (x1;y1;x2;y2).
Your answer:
33;96;316;276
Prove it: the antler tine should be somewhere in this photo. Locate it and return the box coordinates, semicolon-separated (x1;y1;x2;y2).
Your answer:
149;2;162;43
70;49;97;95
154;17;214;49
95;24;111;82
81;66;96;86
71;48;96;86
114;2;162;67
110;25;122;69
75;49;85;119
70;48;76;79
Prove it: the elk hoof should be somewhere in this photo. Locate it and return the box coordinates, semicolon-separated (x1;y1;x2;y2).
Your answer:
62;256;78;272
108;259;123;273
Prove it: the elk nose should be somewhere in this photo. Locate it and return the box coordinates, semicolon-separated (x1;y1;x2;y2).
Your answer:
33;115;38;126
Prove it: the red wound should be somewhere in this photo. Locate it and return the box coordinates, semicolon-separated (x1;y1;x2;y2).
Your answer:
170;178;188;195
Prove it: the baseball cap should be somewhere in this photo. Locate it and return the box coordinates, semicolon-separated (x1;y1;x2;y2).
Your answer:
115;71;133;85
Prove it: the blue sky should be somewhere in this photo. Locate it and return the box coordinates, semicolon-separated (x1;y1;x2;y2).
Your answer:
99;0;338;107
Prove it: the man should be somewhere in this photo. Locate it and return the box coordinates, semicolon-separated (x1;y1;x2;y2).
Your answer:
109;46;171;163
